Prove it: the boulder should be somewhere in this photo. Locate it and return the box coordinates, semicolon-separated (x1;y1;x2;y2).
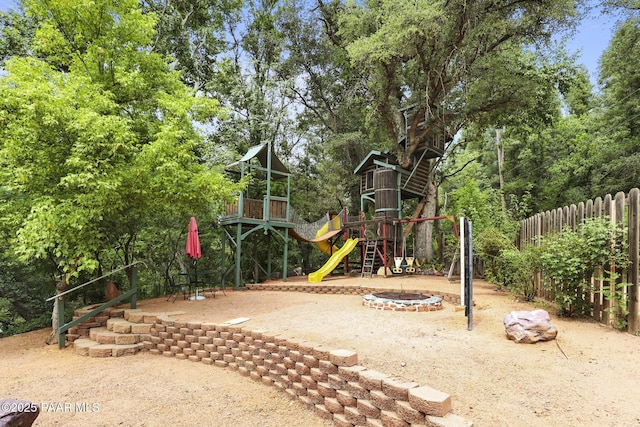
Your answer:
0;399;39;427
504;309;557;344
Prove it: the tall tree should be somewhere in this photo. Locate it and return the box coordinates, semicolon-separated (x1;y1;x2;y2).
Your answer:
595;16;640;195
0;0;243;342
209;0;300;158
328;0;583;260
141;0;242;92
0;7;37;65
278;0;379;215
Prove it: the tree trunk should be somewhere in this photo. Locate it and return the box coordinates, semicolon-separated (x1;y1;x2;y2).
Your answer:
415;177;438;262
49;298;60;345
496;128;507;215
48;276;68;345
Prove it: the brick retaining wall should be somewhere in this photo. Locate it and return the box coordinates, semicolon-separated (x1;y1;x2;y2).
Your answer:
245;283;462;306
145;315;472;426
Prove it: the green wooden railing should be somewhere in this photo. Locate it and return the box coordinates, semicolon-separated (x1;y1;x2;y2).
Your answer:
46;261;144;349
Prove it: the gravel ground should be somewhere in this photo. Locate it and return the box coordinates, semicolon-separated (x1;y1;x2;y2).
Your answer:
1;275;639;426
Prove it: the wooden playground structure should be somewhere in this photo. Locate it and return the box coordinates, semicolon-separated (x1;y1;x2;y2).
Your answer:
219;106;449;288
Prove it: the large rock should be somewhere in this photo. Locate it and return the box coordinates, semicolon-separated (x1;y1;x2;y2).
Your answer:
0;399;39;427
504;309;557;343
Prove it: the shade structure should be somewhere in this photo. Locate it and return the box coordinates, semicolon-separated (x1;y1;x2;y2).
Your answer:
186;217;201;259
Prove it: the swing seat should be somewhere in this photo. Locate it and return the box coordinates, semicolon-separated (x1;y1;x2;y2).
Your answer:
392;256;404;274
404;257;415;273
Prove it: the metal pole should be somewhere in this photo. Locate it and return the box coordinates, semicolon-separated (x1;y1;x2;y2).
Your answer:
466;220;473;331
460;217;465;307
130;266;137;309
57;297;65;349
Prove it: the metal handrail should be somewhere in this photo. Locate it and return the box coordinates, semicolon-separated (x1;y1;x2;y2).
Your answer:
53;261;145;349
46;261;146;301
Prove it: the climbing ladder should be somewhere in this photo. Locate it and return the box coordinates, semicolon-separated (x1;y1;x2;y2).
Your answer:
361;240;378;278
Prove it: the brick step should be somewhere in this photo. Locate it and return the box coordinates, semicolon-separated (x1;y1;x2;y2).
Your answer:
70;309;184;355
73;338;145;358
106;318;153;334
122;309;185;324
73;306;124;319
89;327;146;345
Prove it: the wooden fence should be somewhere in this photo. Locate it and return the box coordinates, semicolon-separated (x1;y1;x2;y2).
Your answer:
519;189;639;335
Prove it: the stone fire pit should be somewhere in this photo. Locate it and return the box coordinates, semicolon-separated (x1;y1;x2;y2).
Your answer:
362;292;443;312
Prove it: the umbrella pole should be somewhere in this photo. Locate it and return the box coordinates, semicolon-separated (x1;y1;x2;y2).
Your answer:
194;259;199;298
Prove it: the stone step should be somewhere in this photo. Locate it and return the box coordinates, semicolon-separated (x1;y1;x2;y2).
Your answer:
123;309;160;324
70;309;183;358
106;318;153;334
89;327;142;345
73;306;124;319
73;337;145;357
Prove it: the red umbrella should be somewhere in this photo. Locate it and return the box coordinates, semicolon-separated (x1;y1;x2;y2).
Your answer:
185;217;204;300
185;216;201;259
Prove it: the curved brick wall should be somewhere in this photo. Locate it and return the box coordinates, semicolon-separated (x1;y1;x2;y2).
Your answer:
146;315;473;426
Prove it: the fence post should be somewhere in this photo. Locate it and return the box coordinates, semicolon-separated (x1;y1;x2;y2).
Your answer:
600;194;614;325
586;199;593;220
628;189;639;334
612;192;626;327
594;197;603;218
577;202;585;225
535;213;543;295
569;204;577;230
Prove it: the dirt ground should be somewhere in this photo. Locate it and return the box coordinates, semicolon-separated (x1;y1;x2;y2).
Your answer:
1;275;639;427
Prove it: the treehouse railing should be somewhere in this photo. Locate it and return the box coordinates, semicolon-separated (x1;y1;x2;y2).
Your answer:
223;196;289;221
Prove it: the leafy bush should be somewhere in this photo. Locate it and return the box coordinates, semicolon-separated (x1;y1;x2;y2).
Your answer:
475;227;515;287
600;270;633;330
540;217;628;316
498;245;543;301
0;312;51;338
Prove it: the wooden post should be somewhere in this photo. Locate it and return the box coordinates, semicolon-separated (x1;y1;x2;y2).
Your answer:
628;189;640;334
610;192;626;327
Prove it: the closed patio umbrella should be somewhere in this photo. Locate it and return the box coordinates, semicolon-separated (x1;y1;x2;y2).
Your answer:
186;216;202;259
185;217;204;300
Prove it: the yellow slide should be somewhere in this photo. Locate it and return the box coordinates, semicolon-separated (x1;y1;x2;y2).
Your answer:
308;238;359;283
314;215;342;255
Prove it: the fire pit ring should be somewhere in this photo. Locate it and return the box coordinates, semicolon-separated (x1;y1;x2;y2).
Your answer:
362;292;443;312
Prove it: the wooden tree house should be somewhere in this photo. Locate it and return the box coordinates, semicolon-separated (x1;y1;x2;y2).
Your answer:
350;104;445;276
219;142;293;289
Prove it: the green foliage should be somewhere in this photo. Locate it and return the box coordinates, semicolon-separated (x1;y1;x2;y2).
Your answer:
0;312;51;338
0;0;243;280
0;0;247;337
540;217;629;316
141;0;242;91
447;179;494;233
0;9;37;64
599;270;633;331
497;245;543;301
594;17;640;196
475;227;516;287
